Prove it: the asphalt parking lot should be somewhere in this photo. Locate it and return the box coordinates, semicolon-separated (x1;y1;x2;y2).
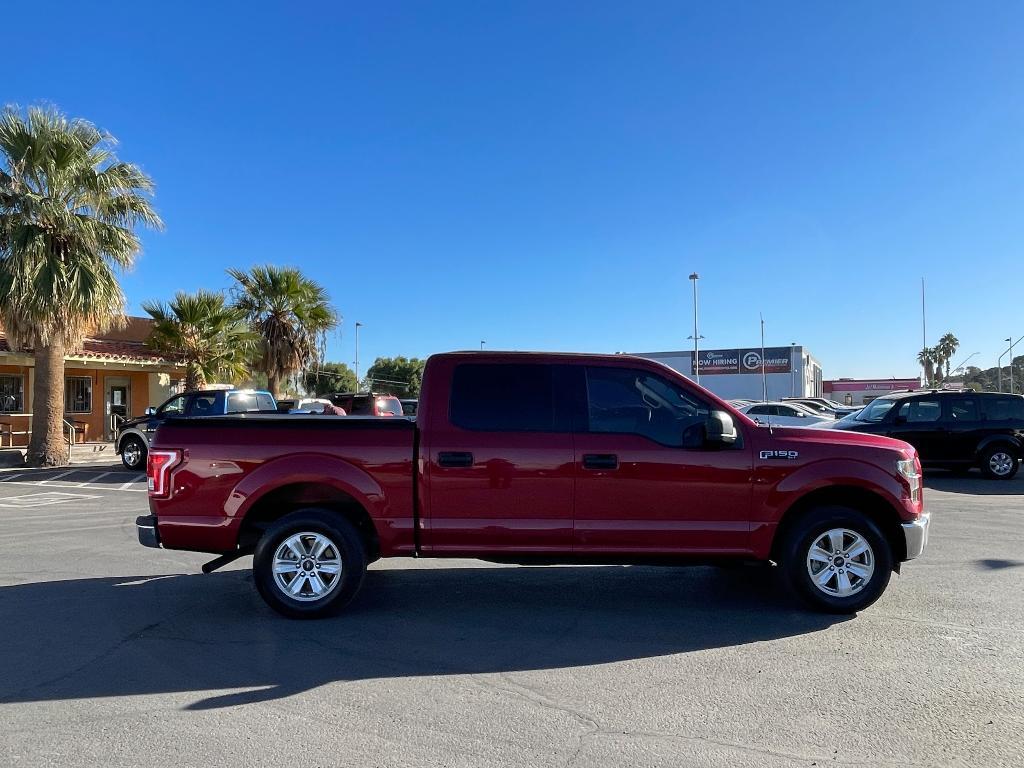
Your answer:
0;468;1022;767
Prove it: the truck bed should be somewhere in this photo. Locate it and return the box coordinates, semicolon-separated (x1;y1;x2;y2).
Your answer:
150;414;417;555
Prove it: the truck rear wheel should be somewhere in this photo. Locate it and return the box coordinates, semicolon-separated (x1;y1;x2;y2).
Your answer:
253;508;367;619
782;505;892;614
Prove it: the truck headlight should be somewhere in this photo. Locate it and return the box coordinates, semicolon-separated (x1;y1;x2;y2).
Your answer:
897;458;921;503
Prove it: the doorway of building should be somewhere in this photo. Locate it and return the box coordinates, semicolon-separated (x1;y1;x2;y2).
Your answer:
105;378;131;440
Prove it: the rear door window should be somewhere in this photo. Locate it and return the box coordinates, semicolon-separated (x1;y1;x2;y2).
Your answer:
898;399;942;423
949;398;979;421
450;363;556;432
190;393;220;415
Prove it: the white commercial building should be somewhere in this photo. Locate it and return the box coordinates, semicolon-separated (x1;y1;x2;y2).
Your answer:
632;346;822;401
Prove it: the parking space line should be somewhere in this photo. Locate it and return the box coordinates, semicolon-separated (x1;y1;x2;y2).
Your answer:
38;470;75;485
0;473;25;482
70;471;111;487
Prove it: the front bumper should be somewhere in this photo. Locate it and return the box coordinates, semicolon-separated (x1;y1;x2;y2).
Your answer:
901;511;930;560
136;515;161;548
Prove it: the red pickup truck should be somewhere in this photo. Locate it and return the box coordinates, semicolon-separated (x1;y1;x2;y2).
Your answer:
137;352;930;618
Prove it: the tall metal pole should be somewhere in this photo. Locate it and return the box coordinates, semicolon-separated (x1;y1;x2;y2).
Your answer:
921;277;927;383
689;273;701;384
480;340;485;350
354;322;363;389
760;313;767;402
1011;338;1017;395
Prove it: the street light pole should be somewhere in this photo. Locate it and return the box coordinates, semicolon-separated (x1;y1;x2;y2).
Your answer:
480;340;485;350
687;273;704;384
354;322;363;389
1011;337;1017;395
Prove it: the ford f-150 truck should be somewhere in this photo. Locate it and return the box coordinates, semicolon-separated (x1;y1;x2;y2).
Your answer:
137;352;930;618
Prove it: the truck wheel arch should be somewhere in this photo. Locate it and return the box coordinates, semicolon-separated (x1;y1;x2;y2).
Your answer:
229;455;386;560
770;485;906;567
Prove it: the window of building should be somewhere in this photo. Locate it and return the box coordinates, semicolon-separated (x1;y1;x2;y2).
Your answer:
585;367;708;447
450;363;556;432
0;375;24;413
65;377;93;414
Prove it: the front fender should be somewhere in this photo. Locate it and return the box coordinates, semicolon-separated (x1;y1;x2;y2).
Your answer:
225;452;387;523
751;458;910;558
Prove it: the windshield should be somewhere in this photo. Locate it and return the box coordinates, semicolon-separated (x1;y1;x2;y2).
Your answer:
856;398;897;423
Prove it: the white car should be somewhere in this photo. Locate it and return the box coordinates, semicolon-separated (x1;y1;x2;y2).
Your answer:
737;401;828;427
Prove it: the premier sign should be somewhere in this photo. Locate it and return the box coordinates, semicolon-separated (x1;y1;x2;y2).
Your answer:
693;347;793;376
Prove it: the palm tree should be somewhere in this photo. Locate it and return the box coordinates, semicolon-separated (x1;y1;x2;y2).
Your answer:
0;106;162;466
144;290;254;391
228;265;339;397
937;332;959;379
917;347;937;386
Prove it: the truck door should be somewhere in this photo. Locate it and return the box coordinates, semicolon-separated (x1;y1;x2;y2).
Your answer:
572;365;752;554
423;361;575;554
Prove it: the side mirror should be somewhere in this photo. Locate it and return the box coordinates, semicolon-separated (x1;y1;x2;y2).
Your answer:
145;407;157;416
706;410;738;446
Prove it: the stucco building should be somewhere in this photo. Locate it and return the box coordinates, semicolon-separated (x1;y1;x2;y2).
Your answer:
0;317;184;446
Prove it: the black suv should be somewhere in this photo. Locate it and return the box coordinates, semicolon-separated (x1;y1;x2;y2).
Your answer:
830;390;1024;479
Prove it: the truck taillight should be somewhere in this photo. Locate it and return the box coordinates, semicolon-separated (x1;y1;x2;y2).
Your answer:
148;449;182;498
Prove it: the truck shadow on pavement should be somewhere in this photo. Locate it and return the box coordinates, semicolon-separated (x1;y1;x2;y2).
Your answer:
0;564;848;710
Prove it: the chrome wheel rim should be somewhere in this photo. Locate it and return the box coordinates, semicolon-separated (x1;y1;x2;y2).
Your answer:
806;528;874;598
123;441;143;467
989;451;1014;476
272;532;343;602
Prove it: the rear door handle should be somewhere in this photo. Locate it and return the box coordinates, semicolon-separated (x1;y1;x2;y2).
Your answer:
438;451;474;468
582;453;618;470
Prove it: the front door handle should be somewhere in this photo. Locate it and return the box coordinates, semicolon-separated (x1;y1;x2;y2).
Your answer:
438;451;474;468
582;453;618;470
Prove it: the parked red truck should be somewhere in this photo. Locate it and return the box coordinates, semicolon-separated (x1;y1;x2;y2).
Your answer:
137;352;930;618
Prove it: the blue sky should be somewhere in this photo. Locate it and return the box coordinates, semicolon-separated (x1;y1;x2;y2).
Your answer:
7;2;1023;378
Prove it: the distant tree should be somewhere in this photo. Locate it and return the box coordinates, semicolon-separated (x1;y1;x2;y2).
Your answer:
365;356;426;397
0;106;162;466
144;290;254;391
228;265;339;397
304;361;358;396
917;347;937;386
936;332;960;379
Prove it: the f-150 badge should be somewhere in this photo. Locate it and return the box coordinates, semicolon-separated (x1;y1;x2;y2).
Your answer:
760;450;799;460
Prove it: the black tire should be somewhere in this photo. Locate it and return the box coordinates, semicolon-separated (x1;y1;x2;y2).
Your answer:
782;505;893;614
980;445;1019;480
120;436;147;470
253;508;367;619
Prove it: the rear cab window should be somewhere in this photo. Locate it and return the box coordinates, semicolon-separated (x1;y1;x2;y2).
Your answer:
189;393;220;416
226;392;269;414
450;363;556;431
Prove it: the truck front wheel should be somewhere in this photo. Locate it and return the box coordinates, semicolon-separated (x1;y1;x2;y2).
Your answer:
782;506;893;614
253;509;367;619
